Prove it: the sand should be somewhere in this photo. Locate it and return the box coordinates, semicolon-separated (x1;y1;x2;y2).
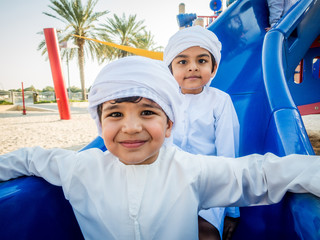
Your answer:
0;104;97;154
0;104;319;155
301;114;320;155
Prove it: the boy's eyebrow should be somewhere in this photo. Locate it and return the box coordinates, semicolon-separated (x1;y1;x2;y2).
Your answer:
174;54;188;59
102;101;163;111
174;53;211;59
102;104;119;112
197;53;211;58
141;102;163;111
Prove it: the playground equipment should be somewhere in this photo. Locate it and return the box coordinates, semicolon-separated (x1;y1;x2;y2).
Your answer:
209;0;320;238
1;0;320;239
43;28;71;120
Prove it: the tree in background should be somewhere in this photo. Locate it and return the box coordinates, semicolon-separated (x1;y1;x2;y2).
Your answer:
38;0;108;100
68;86;82;93
135;30;163;52
96;13;160;61
42;86;55;92
24;85;39;92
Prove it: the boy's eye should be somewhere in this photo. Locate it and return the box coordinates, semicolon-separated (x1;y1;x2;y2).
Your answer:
108;112;122;118
141;110;155;116
199;59;207;64
178;60;187;65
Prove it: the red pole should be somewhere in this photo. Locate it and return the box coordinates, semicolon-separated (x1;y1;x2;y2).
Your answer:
43;28;71;120
21;82;26;115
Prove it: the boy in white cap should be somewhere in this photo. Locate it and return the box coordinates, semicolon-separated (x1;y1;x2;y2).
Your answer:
164;26;239;239
1;56;320;240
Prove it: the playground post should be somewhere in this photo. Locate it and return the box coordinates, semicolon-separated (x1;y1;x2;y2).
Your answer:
21;82;26;115
43;28;71;120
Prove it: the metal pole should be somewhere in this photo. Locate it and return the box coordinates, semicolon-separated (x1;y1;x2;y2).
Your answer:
21;82;26;115
67;53;71;100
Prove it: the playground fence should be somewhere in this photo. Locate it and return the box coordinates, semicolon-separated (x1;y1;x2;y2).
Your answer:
0;91;83;105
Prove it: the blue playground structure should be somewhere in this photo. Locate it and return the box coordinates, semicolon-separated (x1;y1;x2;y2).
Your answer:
210;0;320;239
1;0;320;239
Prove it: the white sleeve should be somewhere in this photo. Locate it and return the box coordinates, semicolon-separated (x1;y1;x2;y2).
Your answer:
0;147;77;189
198;153;320;209
214;95;240;158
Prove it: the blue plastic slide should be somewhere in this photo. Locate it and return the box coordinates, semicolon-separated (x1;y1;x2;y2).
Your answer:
1;0;320;239
209;0;320;238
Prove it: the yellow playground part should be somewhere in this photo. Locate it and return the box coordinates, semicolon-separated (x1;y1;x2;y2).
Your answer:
73;35;163;60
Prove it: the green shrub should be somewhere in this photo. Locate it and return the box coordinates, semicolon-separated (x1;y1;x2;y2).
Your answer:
0;100;13;105
34;100;57;104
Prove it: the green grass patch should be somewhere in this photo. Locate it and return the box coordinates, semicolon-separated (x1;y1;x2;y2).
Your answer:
69;99;88;102
34;100;88;104
0;100;13;105
34;100;57;104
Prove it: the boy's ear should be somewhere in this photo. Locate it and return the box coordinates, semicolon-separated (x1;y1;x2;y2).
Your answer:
211;63;218;78
165;120;174;138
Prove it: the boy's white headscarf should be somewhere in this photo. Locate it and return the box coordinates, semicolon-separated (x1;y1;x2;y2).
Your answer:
88;56;182;139
163;26;222;86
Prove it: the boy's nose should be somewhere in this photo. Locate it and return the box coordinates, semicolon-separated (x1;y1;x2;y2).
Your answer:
121;117;142;134
188;62;199;71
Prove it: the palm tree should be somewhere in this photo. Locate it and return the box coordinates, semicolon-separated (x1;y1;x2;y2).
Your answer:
38;0;108;100
96;13;161;61
136;30;163;52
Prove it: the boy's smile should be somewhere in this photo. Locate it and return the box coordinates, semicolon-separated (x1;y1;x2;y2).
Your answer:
171;46;217;94
100;98;173;165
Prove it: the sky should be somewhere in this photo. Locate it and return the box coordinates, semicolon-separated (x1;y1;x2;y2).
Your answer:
0;0;218;91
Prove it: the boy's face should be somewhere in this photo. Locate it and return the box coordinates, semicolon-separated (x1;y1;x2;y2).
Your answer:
171;46;217;94
100;98;173;165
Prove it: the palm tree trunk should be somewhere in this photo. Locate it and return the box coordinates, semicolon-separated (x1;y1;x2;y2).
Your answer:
78;45;86;100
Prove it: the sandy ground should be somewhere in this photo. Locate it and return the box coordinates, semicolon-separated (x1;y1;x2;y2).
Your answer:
0;104;319;155
301;114;320;155
0;104;97;154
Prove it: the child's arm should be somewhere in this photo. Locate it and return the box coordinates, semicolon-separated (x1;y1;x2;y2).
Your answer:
197;152;320;208
0;147;77;187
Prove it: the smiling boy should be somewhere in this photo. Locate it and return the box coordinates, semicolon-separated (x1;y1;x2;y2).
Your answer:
1;56;320;240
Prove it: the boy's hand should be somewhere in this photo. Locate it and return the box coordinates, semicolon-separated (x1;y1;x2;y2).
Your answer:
222;216;240;240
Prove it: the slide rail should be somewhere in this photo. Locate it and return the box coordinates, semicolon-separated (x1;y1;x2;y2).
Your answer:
262;0;320;156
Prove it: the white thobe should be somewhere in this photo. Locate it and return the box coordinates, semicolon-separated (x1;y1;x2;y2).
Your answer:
173;86;240;233
173;87;239;157
1;145;320;240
